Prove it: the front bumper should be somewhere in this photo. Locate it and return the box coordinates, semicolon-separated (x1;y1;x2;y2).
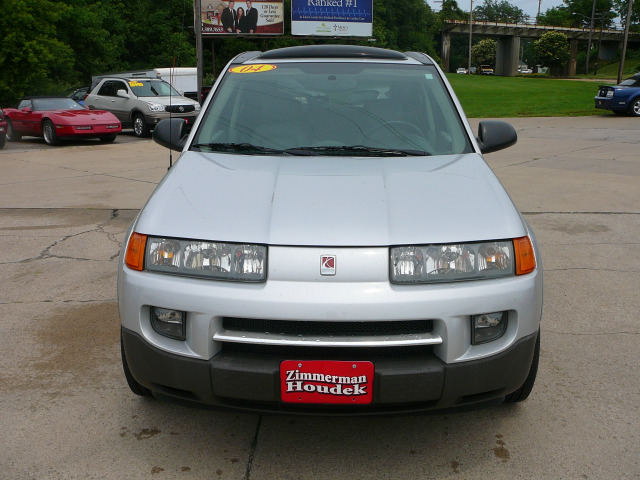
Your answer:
122;327;538;414
594;97;626;112
145;111;199;127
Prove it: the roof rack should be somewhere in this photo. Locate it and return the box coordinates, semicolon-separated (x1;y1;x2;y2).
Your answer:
259;45;407;60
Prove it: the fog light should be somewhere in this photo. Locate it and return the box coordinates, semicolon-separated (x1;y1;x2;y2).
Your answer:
151;307;186;340
472;312;507;344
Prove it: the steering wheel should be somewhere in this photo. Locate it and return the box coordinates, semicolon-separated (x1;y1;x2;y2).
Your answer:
368;121;433;153
369;120;423;138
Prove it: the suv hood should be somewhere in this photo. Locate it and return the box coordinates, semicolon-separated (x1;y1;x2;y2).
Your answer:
138;96;198;106
135;152;526;246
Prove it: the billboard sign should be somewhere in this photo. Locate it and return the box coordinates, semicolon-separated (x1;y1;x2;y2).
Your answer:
291;0;372;36
201;0;284;35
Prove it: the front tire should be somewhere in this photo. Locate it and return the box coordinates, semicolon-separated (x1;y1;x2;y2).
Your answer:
42;119;59;146
6;119;21;142
503;330;540;403
0;133;5;149
133;114;150;137
99;134;117;143
628;98;640;117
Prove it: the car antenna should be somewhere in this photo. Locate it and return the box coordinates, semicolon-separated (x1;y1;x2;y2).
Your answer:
169;57;175;170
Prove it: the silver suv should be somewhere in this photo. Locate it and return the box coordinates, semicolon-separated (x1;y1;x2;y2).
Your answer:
86;77;200;137
119;45;542;414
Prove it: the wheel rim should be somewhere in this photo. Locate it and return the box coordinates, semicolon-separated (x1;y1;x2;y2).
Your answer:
134;117;143;136
43;123;52;143
7;121;14;140
634;101;640;115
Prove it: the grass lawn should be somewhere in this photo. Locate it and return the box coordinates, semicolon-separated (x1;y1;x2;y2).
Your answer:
446;74;612;118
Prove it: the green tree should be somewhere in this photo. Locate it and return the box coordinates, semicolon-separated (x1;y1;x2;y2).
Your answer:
0;0;76;106
534;31;570;76
57;0;127;82
536;6;573;26
612;0;640;29
440;0;467;21
473;0;527;22
563;0;616;28
471;38;497;67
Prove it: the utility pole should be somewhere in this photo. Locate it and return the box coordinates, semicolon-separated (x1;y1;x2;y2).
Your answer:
585;0;596;75
618;0;634;84
195;0;203;102
593;12;605;76
536;0;542;22
468;0;473;74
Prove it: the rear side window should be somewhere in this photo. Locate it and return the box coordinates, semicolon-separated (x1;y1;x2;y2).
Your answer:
98;81;116;97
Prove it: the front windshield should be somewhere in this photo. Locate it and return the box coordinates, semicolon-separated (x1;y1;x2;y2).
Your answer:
32;98;85;111
129;80;180;97
192;62;473;156
619;77;640;87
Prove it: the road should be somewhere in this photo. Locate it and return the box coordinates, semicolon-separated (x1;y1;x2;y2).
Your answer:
1;116;639;479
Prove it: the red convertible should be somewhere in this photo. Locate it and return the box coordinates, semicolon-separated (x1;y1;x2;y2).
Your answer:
4;96;121;146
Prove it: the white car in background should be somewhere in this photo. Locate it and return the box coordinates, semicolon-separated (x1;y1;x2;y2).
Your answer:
118;45;543;415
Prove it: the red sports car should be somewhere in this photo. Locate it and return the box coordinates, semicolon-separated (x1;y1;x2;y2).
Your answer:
0;108;6;149
4;96;122;146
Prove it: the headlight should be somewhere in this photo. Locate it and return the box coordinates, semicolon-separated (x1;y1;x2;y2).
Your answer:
193;103;201;111
145;236;267;282
606;90;614;98
147;102;165;112
390;241;514;284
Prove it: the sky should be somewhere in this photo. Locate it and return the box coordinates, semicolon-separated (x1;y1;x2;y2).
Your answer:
426;0;566;20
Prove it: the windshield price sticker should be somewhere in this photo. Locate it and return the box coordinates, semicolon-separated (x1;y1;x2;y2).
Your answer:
128;81;144;87
229;64;277;74
280;360;374;404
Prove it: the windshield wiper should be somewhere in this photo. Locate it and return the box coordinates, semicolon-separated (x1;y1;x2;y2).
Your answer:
284;145;431;156
191;142;286;155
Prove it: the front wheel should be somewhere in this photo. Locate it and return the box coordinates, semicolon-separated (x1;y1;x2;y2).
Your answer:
42;119;59;146
133;114;150;137
6;119;22;142
628;98;640;117
99;134;117;143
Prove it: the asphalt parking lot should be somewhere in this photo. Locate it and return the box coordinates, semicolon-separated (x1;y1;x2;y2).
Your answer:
1;116;639;479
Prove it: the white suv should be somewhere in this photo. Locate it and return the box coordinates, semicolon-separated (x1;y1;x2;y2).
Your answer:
86;77;200;137
118;45;542;414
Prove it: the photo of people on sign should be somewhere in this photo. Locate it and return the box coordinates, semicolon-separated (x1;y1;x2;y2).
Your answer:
202;0;284;35
291;0;372;36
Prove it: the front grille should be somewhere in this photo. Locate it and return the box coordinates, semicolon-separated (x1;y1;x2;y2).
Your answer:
221;342;434;359
218;317;436;359
222;317;433;336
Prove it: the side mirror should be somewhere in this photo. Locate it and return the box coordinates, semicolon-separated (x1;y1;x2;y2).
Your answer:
21;107;32;113
153;118;188;151
116;89;130;99
477;121;517;154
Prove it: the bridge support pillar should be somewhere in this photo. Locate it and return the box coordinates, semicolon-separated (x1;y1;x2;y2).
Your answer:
567;38;579;76
441;31;451;73
495;35;520;76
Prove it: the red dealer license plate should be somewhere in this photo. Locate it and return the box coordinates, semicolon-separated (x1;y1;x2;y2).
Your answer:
280;360;374;404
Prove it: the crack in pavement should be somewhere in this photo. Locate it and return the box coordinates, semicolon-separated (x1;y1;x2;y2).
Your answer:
0;156;162;186
0;298;117;305
243;416;262;480
492;143;614;169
